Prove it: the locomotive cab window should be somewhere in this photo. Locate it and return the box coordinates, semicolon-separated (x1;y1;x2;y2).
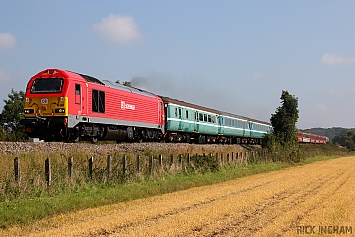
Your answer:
92;89;105;113
31;78;64;94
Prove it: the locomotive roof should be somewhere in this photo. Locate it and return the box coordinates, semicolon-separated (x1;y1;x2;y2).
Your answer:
70;71;157;98
160;96;271;126
77;73;105;85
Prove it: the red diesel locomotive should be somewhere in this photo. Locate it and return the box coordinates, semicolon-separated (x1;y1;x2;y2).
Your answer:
20;69;165;142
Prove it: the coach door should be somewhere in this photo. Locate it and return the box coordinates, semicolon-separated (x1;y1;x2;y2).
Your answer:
194;111;199;132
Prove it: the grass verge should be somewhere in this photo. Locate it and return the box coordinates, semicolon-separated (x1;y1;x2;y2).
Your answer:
0;154;342;229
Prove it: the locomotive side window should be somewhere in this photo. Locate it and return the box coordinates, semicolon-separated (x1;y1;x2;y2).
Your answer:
75;84;81;104
75;84;80;95
92;89;105;113
31;78;64;93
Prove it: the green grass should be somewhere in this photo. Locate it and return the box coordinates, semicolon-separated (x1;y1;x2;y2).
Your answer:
0;153;343;229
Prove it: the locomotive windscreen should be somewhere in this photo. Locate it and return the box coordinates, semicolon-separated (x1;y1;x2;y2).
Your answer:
30;78;64;93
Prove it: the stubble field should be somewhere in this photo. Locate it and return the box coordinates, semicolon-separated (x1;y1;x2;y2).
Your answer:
3;156;355;237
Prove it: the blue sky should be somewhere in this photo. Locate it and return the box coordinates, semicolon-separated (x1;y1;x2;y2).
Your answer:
1;1;355;129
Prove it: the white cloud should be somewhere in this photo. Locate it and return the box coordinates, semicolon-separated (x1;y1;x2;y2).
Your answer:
93;14;142;44
321;52;355;65
0;33;16;51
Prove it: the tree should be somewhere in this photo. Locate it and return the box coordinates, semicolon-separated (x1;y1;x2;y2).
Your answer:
263;90;300;162
0;89;27;141
270;90;299;146
345;131;355;151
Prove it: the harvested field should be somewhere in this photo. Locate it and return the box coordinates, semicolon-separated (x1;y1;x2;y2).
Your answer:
3;156;355;237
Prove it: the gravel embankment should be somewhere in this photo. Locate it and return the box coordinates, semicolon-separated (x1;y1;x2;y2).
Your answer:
0;142;250;156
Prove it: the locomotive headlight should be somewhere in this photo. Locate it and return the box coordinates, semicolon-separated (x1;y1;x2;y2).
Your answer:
55;108;65;113
24;109;34;114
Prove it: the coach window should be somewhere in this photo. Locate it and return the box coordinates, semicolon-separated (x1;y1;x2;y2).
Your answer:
199;113;203;121
175;108;178;117
204;114;207;122
208;115;211;123
92;89;105;113
186;110;189;119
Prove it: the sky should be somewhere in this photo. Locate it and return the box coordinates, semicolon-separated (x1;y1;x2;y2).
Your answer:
1;1;355;129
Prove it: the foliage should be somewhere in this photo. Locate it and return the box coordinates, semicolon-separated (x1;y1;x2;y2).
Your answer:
261;133;277;152
262;90;300;162
331;131;355;151
301;127;355;142
0;89;27;141
270;90;299;146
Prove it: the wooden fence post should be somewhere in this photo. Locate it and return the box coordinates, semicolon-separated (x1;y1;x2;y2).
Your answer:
88;157;93;179
179;154;183;166
187;154;191;164
122;155;127;175
159;154;163;168
136;155;140;173
14;157;20;182
68;156;73;180
107;155;112;177
45;157;51;186
170;154;174;167
149;155;154;173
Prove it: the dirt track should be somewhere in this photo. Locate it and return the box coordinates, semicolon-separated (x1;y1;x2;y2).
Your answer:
5;157;355;236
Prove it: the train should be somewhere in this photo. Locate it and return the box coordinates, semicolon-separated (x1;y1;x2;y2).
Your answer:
19;68;328;144
297;131;328;144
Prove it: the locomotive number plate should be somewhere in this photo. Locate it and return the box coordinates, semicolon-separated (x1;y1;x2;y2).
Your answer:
41;98;48;104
